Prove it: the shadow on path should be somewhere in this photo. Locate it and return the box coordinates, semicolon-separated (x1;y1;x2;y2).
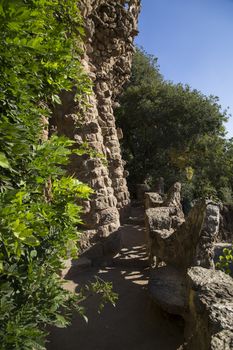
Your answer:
47;211;184;350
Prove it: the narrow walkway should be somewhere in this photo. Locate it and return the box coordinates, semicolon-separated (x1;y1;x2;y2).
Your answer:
47;208;184;350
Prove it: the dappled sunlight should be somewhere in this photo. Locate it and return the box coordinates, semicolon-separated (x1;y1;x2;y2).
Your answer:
48;207;184;349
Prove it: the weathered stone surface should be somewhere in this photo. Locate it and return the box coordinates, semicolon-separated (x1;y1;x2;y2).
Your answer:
50;0;140;245
148;266;186;316
194;203;220;268
144;192;163;209
185;267;233;350
145;196;220;270
79;229;97;253
219;204;233;242
163;182;184;219
145;183;186;266
211;330;233;350
145;184;232;348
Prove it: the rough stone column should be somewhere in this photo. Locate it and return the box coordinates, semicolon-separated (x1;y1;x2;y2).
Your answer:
194;203;220;268
85;0;140;219
50;0;140;241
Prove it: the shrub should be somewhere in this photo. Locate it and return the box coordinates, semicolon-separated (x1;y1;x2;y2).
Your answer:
0;1;116;348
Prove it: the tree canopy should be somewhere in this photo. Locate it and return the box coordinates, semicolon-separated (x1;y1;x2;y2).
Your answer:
116;48;233;203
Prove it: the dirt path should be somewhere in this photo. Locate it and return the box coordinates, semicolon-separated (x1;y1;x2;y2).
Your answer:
47;208;184;350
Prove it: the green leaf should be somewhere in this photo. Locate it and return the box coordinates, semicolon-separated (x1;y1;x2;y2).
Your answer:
55;314;68;328
51;94;61;104
23;235;40;247
0;152;10;169
30;250;37;258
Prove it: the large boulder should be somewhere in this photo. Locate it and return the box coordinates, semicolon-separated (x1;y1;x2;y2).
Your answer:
148;266;186;316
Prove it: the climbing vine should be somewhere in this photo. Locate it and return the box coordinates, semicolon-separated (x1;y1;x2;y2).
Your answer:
0;1;115;349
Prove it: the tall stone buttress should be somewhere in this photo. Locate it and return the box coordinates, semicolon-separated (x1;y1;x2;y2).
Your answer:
50;0;141;241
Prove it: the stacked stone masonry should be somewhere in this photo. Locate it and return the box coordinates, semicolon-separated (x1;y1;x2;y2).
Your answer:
50;0;140;241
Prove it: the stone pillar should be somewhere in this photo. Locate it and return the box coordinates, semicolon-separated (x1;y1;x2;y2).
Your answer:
87;0;140;218
50;0;141;241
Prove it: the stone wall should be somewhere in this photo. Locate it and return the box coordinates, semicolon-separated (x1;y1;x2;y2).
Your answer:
146;185;233;349
50;0;140;242
145;183;220;270
185;267;233;350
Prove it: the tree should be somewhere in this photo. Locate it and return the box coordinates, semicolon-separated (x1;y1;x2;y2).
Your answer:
116;47;232;202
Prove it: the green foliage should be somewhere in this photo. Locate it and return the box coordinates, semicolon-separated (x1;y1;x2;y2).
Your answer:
0;0;90;190
0;1;115;349
216;246;233;275
74;142;108;166
116;47;233;203
84;277;118;313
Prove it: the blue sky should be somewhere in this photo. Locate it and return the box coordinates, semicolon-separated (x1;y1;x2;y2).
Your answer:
135;0;233;137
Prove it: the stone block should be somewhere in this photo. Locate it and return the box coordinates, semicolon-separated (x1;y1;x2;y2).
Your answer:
92;196;110;210
149;266;186;316
97;208;119;226
90;177;106;189
144;192;163;209
146;208;173;231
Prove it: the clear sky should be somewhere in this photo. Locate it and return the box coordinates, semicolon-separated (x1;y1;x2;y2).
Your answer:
135;0;233;138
